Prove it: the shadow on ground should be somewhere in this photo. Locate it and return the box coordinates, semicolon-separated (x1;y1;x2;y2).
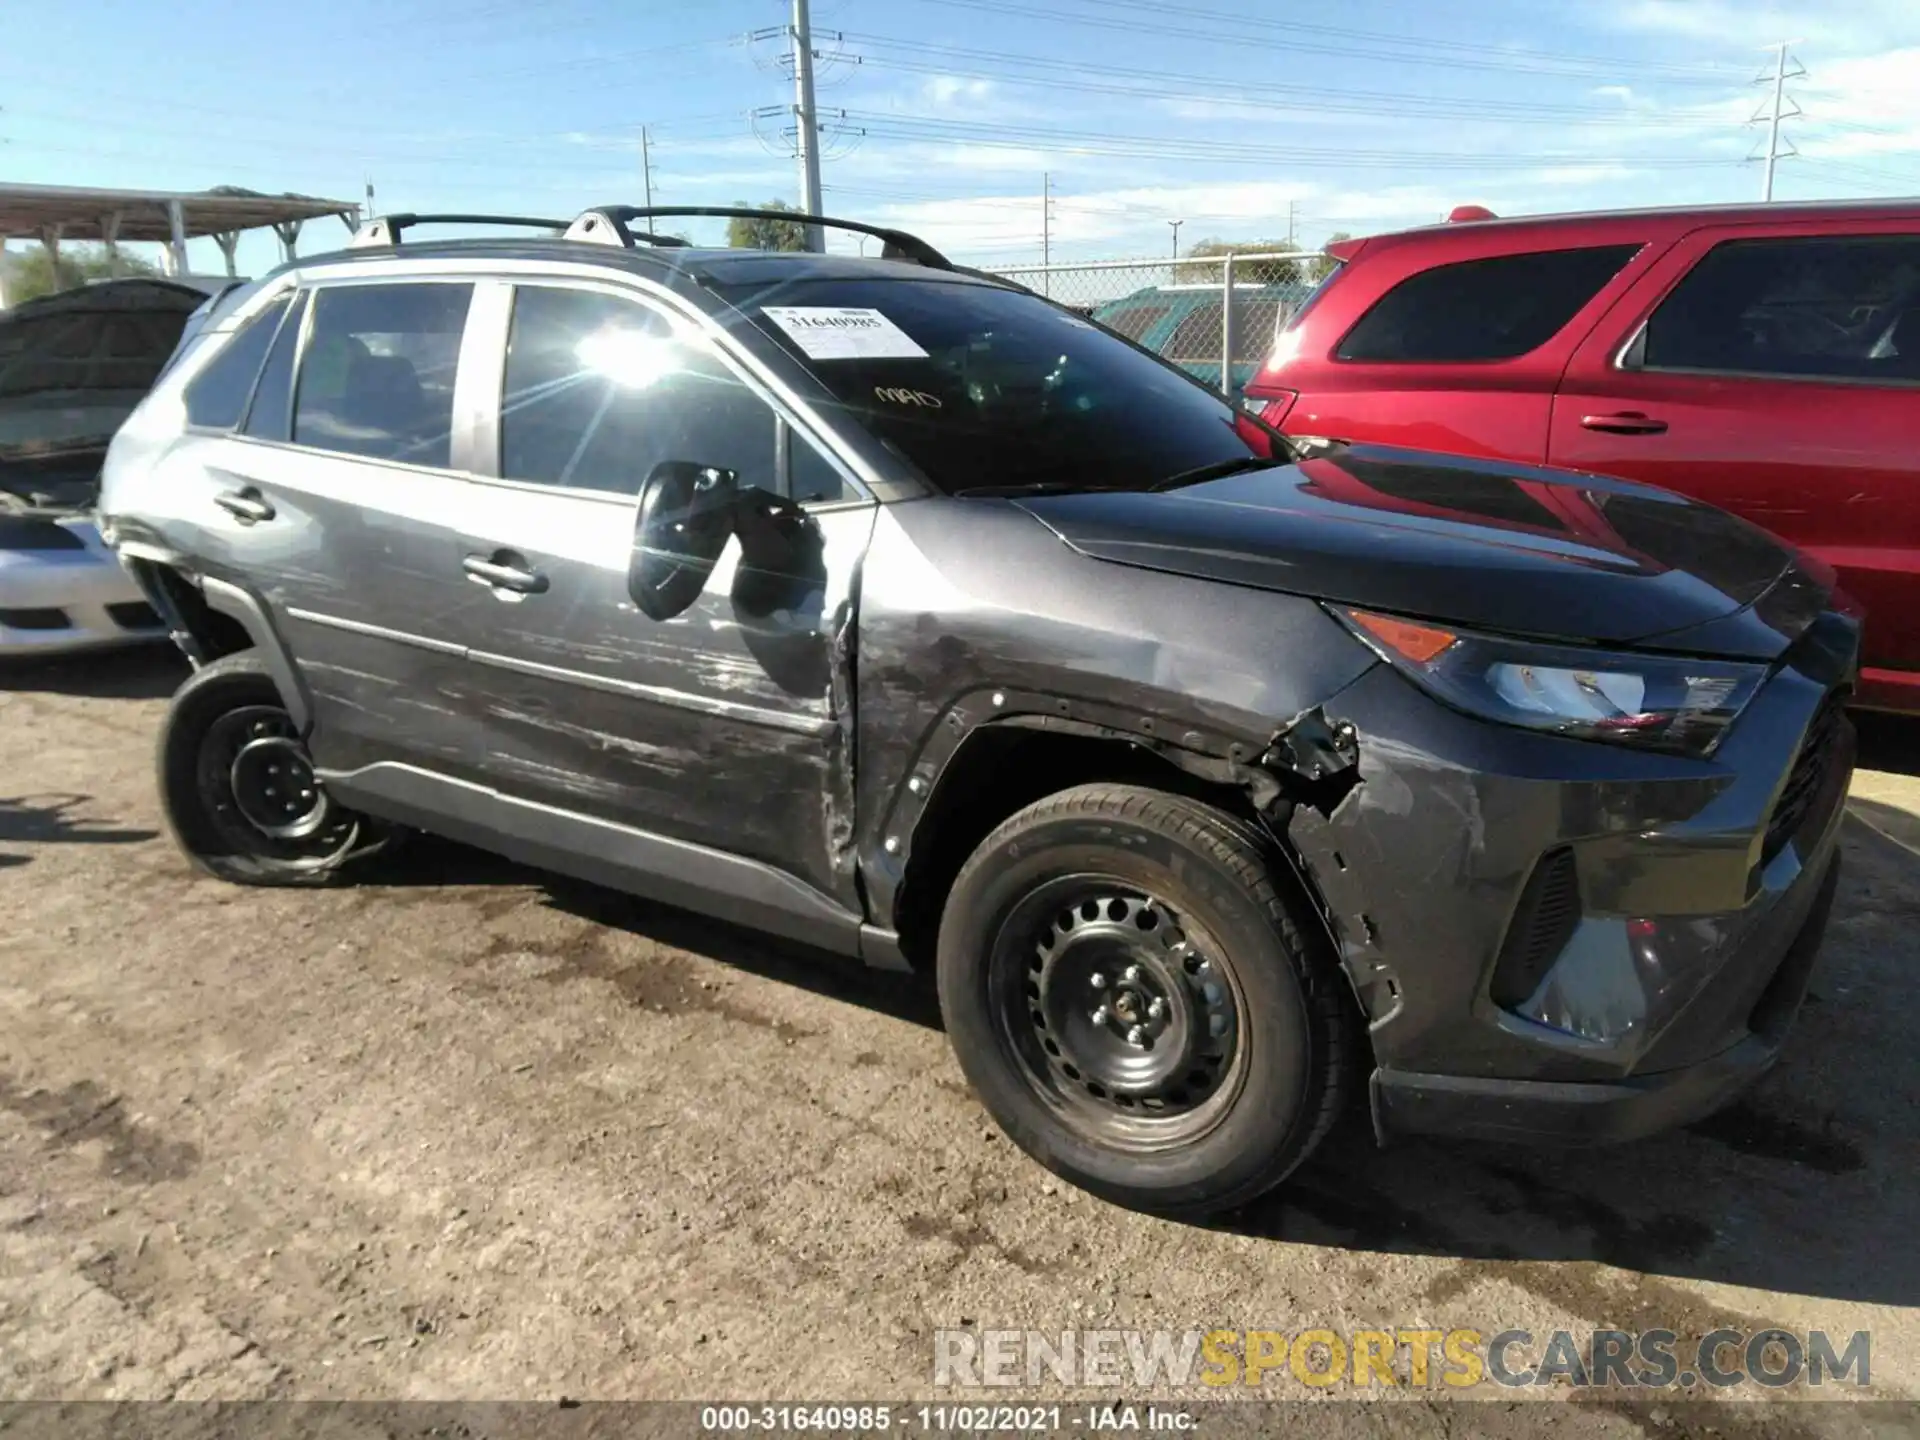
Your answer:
0;793;158;849
0;645;186;700
375;833;944;1032
1855;709;1920;778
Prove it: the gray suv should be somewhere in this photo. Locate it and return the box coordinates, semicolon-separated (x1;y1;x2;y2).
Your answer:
101;207;1858;1215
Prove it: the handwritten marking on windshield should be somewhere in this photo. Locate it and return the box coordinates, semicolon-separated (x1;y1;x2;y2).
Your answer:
873;387;944;408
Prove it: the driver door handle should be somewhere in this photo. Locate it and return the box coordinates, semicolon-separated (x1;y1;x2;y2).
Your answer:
462;553;549;595
214;487;275;523
1580;411;1669;435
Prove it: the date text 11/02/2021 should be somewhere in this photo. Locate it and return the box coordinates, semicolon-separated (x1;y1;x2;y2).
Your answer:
699;1406;1192;1433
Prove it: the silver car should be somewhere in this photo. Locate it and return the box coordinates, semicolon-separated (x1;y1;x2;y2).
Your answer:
0;277;211;656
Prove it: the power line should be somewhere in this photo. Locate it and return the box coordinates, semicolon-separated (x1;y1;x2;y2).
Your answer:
1054;0;1746;78
837;41;1749;128
824;111;1739;171
896;0;1748;85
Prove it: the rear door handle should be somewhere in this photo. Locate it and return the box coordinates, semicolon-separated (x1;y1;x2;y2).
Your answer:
213;487;275;523
1580;411;1669;435
462;553;549;595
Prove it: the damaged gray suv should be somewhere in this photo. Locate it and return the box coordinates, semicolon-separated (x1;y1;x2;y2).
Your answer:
100;207;1859;1215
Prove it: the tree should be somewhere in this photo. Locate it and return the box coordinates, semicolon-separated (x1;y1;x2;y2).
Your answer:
726;199;811;252
2;243;161;304
1176;239;1302;286
1305;232;1354;283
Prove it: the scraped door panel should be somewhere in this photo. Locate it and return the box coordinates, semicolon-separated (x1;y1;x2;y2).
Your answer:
446;484;874;903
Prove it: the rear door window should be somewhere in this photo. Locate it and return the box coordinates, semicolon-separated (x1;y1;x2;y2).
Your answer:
184;295;291;429
1637;234;1920;383
294;282;473;467
1336;245;1642;363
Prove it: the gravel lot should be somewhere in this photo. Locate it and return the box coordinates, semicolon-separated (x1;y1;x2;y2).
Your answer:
3;646;1918;1433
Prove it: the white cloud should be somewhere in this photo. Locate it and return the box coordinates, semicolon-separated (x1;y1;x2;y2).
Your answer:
921;75;997;110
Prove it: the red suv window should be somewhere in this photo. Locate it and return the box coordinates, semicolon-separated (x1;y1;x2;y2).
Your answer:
1336;244;1642;364
1635;234;1920;383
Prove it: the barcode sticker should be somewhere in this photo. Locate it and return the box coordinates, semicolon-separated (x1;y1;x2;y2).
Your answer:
761;306;929;360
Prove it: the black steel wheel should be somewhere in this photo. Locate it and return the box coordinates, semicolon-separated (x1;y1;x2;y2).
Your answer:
995;882;1246;1149
938;783;1354;1216
159;652;385;886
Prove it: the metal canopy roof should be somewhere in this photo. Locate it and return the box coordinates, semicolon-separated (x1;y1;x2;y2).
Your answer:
0;184;358;242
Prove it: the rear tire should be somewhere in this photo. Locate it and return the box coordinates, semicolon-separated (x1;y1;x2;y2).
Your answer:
936;783;1353;1216
157;652;389;887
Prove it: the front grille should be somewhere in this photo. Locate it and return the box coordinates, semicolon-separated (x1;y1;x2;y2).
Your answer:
106;600;164;630
0;606;70;630
1490;847;1581;1008
1763;694;1844;863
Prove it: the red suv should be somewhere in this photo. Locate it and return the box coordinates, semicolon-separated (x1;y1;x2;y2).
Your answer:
1246;200;1920;713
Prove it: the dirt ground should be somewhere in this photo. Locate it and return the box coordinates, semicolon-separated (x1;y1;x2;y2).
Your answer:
3;646;1918;1434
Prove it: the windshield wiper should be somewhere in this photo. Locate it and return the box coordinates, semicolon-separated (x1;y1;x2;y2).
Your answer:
1149;455;1290;492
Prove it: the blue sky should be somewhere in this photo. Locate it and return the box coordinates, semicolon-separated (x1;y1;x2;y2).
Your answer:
3;0;1917;278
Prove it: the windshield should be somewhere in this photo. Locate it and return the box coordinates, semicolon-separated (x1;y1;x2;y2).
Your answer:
719;276;1283;495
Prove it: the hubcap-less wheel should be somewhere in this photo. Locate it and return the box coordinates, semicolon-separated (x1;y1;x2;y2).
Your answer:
195;706;358;866
991;879;1245;1152
230;735;327;838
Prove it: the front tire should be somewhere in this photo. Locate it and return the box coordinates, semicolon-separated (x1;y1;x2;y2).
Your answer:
936;783;1353;1216
157;652;387;886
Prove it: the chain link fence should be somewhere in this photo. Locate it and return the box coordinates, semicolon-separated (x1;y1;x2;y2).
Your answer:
983;252;1327;398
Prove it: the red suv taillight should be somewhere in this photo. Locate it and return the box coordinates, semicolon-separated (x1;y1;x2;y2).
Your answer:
1257;390;1298;427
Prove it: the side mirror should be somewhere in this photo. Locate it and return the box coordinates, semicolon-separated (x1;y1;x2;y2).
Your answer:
629;461;738;621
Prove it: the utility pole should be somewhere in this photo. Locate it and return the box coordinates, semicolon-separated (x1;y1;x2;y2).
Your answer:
1286;200;1297;249
1752;41;1805;202
1168;218;1183;259
791;0;825;250
642;127;653;210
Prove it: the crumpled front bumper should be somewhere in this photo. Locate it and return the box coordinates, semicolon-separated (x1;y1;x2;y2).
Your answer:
0;516;164;657
1370;854;1839;1143
1289;609;1859;1145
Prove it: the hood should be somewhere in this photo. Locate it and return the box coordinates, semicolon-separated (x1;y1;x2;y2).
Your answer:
1015;445;1827;660
0;442;108;514
0;277;200;511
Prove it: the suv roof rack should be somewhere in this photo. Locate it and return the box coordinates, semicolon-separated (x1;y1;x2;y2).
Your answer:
564;206;952;269
346;213;571;248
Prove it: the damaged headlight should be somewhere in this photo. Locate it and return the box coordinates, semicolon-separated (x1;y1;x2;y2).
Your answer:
1331;606;1766;757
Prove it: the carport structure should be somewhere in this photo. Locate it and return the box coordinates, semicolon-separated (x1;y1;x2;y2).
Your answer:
0;184;360;300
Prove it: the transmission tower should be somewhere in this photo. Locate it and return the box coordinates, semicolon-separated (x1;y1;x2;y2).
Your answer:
1750;41;1805;202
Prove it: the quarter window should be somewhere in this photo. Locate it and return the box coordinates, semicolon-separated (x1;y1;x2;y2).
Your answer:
244;291;308;442
500;285;850;502
293;282;472;467
1336;245;1642;363
1639;235;1920;382
184;295;290;429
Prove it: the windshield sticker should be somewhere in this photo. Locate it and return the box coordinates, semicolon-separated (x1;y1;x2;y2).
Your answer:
762;306;929;361
873;386;943;408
